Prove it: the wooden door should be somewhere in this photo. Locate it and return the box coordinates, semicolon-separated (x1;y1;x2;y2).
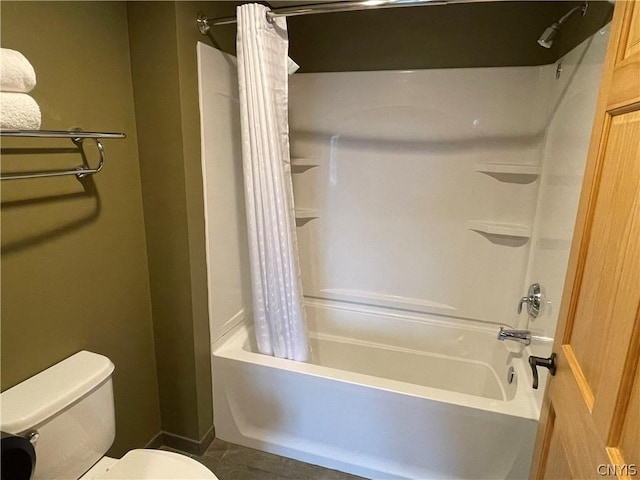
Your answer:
530;1;640;479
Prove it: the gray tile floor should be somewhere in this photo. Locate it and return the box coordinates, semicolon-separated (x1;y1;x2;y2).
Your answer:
163;439;367;480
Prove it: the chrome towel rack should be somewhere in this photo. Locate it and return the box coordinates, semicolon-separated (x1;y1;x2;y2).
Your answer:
0;129;126;181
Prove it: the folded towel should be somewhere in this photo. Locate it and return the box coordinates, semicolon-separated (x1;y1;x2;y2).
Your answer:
1;92;41;130
1;48;37;93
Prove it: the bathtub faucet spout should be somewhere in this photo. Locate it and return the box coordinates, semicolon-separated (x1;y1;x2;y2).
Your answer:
497;327;531;346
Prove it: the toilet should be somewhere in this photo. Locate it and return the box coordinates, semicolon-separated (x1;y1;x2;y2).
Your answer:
0;351;219;480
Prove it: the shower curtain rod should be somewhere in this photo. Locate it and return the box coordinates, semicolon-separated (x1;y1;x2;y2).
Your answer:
197;0;476;33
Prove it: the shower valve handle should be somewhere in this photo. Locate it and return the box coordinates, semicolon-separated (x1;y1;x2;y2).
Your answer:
517;296;529;314
528;353;557;389
517;283;543;318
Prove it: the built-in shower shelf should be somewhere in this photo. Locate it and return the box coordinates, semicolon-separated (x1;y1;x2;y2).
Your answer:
467;221;531;238
295;208;319;219
295;208;318;227
475;163;540;176
291;158;319;174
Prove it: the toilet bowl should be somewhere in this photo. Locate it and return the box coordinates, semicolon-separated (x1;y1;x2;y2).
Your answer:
80;450;216;479
0;351;218;480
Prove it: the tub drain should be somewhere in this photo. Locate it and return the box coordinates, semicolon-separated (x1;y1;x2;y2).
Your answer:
507;366;516;384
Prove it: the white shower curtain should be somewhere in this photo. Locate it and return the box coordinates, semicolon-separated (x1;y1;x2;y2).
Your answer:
236;3;309;361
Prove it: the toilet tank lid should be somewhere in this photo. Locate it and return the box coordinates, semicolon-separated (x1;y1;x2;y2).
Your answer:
0;351;115;433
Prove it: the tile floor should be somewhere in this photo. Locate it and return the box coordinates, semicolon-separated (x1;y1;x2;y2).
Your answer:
163;439;367;480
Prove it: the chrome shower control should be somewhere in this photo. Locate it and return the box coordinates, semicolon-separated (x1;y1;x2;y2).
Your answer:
518;283;543;318
497;327;531;346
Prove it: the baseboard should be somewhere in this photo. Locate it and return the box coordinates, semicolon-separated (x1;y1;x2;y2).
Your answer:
160;425;216;456
145;431;164;449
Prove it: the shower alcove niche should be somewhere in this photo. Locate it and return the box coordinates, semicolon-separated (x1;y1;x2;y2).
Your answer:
196;1;614;478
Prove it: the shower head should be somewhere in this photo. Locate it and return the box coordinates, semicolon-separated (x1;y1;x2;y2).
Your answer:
537;2;588;49
538;23;561;48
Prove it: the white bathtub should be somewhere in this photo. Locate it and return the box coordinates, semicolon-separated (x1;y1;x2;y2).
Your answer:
212;300;539;479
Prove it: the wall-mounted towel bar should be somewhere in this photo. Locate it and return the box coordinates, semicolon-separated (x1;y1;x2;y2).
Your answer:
0;129;126;181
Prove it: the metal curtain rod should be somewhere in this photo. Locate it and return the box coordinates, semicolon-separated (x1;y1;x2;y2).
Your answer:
197;0;457;33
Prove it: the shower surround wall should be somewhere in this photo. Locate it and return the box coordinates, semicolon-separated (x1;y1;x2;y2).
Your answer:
200;25;609;480
198;29;608;357
287;28;608;360
197;43;252;364
525;27;610;341
289;67;551;327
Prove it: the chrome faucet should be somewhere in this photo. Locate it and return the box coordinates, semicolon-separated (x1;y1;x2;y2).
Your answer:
497;327;531;346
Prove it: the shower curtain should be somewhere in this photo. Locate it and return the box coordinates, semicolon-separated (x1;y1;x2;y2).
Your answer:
236;3;309;361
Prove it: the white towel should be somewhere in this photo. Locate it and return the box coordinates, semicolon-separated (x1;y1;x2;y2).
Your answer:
1;48;37;93
1;92;41;130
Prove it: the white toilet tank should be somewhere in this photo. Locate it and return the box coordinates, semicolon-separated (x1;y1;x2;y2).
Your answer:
1;351;116;480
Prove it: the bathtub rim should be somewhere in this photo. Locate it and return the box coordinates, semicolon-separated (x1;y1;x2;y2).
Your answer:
213;318;540;422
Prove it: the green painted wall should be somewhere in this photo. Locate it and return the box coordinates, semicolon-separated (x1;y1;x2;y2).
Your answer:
209;1;613;72
174;1;229;441
284;1;612;72
0;1;161;456
127;1;228;443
